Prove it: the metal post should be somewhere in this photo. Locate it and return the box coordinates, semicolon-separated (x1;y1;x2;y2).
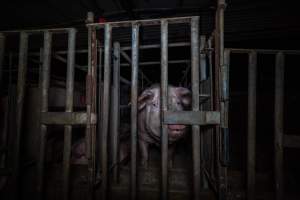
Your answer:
274;52;284;200
191;16;201;200
0;33;5;90
200;36;207;82
62;28;76;200
37;31;52;200
247;51;257;200
101;24;112;200
161;19;169;200
111;42;120;182
13;32;28;199
131;22;139;200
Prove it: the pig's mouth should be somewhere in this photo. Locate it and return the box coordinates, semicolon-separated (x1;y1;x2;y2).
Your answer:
168;124;186;139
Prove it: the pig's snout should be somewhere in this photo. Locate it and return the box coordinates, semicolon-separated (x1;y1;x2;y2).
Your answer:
167;124;186;139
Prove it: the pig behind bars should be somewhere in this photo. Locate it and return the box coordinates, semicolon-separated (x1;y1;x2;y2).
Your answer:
138;84;191;167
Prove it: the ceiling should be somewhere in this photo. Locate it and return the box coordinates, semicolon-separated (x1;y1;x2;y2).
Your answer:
0;0;300;48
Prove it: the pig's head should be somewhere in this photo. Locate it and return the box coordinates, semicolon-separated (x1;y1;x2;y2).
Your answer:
138;85;191;142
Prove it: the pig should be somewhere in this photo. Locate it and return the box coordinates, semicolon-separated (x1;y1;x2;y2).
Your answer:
138;84;191;167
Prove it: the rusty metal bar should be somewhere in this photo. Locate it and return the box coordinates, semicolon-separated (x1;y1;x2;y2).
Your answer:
37;31;52;200
12;32;29;199
0;33;5;89
87;16;193;28
131;23;139;200
164;111;220;125
101;23;112;200
62;28;76;200
191;16;201;200
41;112;96;125
283;134;300;148
111;42;120;182
274;52;284;200
1;27;74;34
247;51;257;200
160;19;169;200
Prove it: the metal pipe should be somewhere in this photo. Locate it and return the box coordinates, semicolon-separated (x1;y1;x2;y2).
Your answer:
101;24;112;200
274;52;284;200
120;59;190;67
62;28;76;200
87;16;193;28
225;48;300;55
161;19;169;200
37;31;52;200
120;50;152;85
111;42;120;182
0;33;5;89
131;23;139;200
97;45;103;177
191;16;201;200
12;32;28;199
247;51;257;200
200;36;207;81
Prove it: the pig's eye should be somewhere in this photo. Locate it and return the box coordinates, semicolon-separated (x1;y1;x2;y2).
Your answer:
176;102;181;105
152;102;157;107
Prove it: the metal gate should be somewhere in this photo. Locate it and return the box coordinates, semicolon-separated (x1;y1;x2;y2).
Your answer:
87;14;228;200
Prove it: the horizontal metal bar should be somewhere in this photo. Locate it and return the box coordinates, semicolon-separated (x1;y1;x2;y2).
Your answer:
283;134;300;148
87;16;194;28
121;42;190;50
120;59;190;67
0;28;75;34
164;111;220;125
41;112;96;125
226;48;300;55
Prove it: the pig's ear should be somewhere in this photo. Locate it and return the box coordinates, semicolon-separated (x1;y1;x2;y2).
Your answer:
177;87;192;107
138;90;154;111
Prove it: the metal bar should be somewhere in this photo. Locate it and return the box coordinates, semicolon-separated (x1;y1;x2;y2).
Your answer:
54;54;86;71
0;27;74;34
62;29;76;200
164;111;220;125
200;36;207;81
111;42;120;182
12;32;28;199
121;42;190;50
97;45;103;176
191;16;201;200
225;48;300;55
87;16;193;28
120;50;152;85
120;59;190;67
41;112;96;125
274;52;284;200
160;19;169;200
131;23;139;200
37;31;52;200
247;51;257;200
101;24;112;200
86;14;98;199
0;33;5;89
283;134;300;148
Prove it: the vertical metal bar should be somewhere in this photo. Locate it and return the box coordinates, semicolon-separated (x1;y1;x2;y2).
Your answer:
97;45;103;176
215;1;227;199
101;24;112;200
274;52;284;200
191;16;201;200
0;33;5;89
161;19;169;200
131;23;139;200
13;32;28;199
62;28;76;200
111;42;120;182
37;31;52;200
86;26;97;200
200;36;207;81
247;51;257;200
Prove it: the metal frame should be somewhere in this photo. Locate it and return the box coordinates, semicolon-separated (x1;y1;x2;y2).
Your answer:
224;48;300;200
88;15;222;200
